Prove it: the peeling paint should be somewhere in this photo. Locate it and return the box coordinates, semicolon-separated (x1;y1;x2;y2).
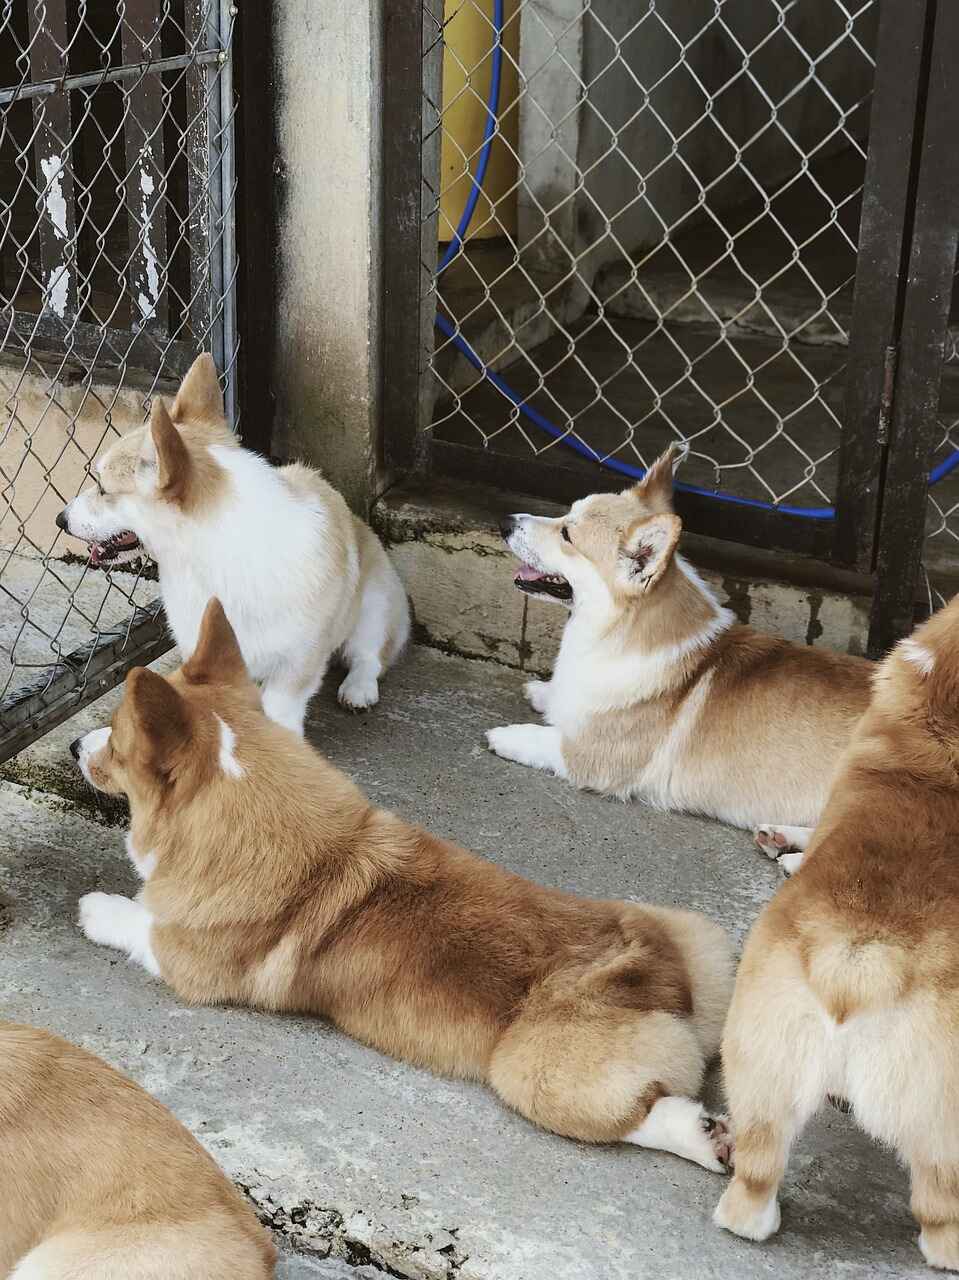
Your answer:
135;165;161;322
40;153;68;240
45;265;70;318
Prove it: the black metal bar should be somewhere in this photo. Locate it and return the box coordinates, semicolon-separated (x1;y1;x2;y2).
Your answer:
382;0;426;478
27;0;78;322
0;307;199;378
432;440;835;559
122;0;170;334
233;0;275;455
183;0;215;351
869;0;959;656
0;50;221;107
833;0;933;573
0;600;171;765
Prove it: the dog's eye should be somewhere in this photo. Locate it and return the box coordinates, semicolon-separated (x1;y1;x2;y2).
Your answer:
561;526;571;543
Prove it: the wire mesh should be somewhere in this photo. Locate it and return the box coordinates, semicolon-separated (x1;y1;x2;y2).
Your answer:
0;0;237;760
422;0;878;511
923;289;959;607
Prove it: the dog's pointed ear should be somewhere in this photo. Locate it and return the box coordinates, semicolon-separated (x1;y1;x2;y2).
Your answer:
617;512;682;594
629;445;679;513
146;397;191;500
125;667;192;769
182;597;248;685
171;353;224;426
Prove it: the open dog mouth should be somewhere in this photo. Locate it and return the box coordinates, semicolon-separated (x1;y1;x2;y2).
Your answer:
513;563;573;602
88;530;142;568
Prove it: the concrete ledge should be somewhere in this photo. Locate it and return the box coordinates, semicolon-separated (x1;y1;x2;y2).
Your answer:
374;479;872;675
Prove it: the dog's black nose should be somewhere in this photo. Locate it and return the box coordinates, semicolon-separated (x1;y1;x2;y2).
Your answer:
69;737;82;761
499;515;516;540
55;508;69;531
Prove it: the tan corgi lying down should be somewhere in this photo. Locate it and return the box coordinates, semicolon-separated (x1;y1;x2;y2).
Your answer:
0;1020;275;1279
487;448;872;859
715;595;959;1271
73;599;736;1175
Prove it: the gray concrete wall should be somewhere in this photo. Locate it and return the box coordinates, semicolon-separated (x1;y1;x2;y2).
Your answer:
271;3;383;516
374;480;871;672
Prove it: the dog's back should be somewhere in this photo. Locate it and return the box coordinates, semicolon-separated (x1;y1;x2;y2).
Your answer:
778;598;959;1020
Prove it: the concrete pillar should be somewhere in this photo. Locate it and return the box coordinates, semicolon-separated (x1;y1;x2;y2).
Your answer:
271;2;383;516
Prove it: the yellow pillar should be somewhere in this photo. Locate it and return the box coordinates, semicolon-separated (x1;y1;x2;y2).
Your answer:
439;0;520;244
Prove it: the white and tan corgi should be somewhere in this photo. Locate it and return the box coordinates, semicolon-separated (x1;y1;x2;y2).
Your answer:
56;355;410;734
486;448;872;854
715;595;959;1271
0;1019;275;1278
72;598;736;1176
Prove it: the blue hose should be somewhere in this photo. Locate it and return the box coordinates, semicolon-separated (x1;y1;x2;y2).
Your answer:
434;1;956;517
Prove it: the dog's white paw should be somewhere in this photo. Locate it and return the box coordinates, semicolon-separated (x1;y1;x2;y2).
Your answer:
523;680;550;715
755;825;788;859
79;892;132;948
338;672;380;712
700;1113;735;1173
778;851;804;878
485;724;531;763
714;1182;781;1240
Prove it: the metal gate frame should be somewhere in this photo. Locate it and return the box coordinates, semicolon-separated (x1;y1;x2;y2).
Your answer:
383;0;957;657
867;0;959;653
0;0;275;763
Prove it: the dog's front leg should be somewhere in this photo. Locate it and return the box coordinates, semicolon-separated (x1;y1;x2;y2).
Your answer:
485;724;567;777
523;679;552;716
78;892;161;977
261;670;325;737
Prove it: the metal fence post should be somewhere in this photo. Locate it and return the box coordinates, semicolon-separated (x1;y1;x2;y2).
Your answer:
382;0;431;480
833;0;934;574
869;0;959;655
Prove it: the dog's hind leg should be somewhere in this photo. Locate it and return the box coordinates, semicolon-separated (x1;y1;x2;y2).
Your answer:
489;999;730;1172
339;532;410;712
714;943;827;1241
911;1161;959;1270
625;1093;733;1171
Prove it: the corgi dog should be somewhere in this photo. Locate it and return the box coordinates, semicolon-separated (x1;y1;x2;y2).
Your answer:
715;596;959;1271
56;355;410;734
486;448;872;859
72;598;736;1176
0;1019;275;1279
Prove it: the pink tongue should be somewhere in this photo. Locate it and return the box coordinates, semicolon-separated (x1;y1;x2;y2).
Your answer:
515;564;546;582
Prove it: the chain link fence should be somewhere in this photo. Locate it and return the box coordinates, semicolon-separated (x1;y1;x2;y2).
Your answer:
924;292;959;606
0;0;237;761
422;0;878;513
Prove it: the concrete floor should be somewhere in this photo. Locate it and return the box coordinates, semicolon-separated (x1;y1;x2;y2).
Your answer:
0;644;933;1279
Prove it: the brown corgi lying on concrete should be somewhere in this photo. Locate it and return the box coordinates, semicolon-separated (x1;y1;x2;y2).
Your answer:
715;595;959;1271
0;1019;275;1278
73;599;736;1176
488;448;873;864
